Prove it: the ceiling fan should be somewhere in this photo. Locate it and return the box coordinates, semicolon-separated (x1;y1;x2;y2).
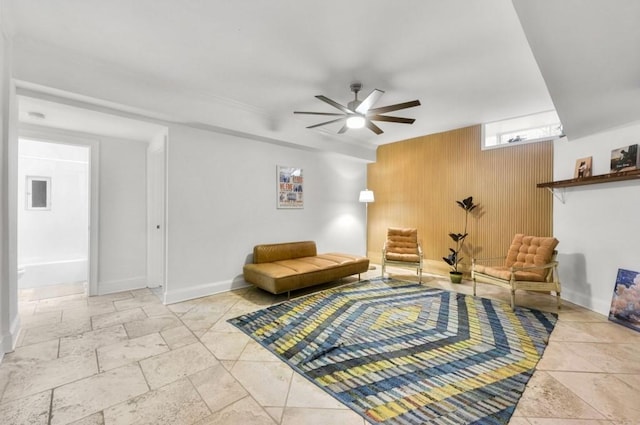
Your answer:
294;83;421;135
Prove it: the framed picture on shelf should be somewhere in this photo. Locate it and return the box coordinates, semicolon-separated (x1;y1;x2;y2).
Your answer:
608;268;640;333
277;165;303;209
573;156;592;178
610;144;639;173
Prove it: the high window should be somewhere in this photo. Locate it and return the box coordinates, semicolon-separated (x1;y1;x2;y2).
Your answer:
483;110;563;150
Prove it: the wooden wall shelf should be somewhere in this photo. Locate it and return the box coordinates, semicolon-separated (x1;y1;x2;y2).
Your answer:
537;169;640;189
537;169;640;203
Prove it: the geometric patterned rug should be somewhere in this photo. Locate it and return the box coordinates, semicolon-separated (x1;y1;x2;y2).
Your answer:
228;278;557;425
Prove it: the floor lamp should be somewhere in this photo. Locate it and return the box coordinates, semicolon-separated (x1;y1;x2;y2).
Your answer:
359;189;375;270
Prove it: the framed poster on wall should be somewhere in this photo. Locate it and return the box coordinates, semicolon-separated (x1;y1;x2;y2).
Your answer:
277;165;303;209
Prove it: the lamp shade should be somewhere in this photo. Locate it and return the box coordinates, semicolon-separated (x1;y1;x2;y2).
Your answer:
359;189;375;203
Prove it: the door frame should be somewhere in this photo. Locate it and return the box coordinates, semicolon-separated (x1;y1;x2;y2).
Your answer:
18;126;100;295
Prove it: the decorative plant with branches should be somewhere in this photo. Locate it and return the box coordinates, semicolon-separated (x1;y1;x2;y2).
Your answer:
443;196;477;273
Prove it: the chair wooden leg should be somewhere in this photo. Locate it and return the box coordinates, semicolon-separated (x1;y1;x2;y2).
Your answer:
556;292;562;310
510;289;516;310
472;278;477;296
381;262;386;279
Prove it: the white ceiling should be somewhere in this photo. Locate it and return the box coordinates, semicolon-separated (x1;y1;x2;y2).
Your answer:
512;0;640;140
7;0;640;151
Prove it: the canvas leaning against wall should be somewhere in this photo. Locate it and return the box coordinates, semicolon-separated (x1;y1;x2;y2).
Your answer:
608;268;640;333
277;165;303;209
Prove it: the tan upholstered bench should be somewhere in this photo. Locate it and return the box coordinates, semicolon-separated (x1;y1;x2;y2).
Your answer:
243;241;369;295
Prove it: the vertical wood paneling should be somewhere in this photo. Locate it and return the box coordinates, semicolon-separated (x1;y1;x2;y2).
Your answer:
367;125;553;275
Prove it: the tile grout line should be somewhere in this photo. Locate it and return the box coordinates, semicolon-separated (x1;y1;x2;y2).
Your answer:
185;373;214;418
47;388;53;425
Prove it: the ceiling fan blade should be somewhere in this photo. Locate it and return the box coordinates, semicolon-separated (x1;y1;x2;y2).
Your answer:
315;95;354;114
367;100;421;115
294;111;345;116
369;115;416;124
337;124;349;134
306;117;346;129
355;89;385;114
366;120;384;135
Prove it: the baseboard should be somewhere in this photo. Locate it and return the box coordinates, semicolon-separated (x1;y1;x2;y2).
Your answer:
562;288;611;316
98;276;148;295
163;278;251;305
19;259;88;288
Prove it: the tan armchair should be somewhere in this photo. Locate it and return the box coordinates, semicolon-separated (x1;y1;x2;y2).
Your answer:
382;227;424;283
472;234;560;310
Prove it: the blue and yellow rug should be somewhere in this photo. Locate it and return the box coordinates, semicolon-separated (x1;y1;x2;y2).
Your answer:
229;278;557;424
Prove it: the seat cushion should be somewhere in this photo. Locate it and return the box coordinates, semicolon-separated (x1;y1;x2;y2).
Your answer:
503;234;559;280
385;227;419;261
474;264;547;282
386;252;421;262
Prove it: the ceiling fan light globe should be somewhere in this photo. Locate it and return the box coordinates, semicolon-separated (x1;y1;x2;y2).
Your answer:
346;115;365;129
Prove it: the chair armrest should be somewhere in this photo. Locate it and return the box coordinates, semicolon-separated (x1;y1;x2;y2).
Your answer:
418;243;423;258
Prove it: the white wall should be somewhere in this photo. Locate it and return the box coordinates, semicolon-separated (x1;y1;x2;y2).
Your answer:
553;122;640;314
14;121;367;305
18;139;89;287
7;36;371;305
164;125;368;303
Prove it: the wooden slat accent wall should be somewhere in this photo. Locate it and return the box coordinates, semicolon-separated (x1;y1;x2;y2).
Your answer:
367;125;553;276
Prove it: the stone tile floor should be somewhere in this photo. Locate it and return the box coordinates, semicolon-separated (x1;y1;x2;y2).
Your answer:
1;268;640;424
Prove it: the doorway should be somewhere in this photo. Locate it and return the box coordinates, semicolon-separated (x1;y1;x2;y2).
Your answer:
14;92;168;305
17;138;91;301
